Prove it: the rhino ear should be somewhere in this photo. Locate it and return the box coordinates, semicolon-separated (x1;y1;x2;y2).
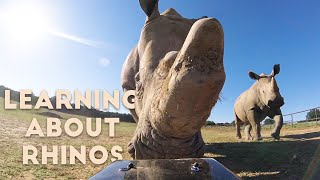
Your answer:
248;71;260;80
139;0;159;17
272;64;280;76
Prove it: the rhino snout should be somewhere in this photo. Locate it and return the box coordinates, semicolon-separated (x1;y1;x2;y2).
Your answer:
267;97;284;108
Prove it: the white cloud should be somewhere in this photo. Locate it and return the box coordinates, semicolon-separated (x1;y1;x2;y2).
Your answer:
99;57;111;67
48;30;104;48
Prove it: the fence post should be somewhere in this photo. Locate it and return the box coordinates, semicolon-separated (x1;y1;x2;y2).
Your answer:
316;108;318;125
291;114;294;127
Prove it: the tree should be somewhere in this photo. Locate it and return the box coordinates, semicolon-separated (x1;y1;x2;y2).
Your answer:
205;121;216;126
230;121;235;126
306;109;320;121
264;118;275;125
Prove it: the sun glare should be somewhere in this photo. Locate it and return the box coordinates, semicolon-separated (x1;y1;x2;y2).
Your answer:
2;3;51;44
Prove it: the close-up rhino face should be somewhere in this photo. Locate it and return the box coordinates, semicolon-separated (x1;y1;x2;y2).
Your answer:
249;64;284;108
122;0;226;159
136;1;226;137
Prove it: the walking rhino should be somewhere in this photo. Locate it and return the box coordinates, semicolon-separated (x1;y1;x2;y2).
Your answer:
121;0;225;159
234;64;284;140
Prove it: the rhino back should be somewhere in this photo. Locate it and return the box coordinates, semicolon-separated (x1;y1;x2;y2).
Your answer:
234;89;250;122
121;46;139;91
234;83;270;122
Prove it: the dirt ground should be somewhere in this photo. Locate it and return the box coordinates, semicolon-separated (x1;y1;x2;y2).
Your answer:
0;112;319;179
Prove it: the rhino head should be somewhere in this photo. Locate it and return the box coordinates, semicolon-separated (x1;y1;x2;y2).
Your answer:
248;64;284;108
121;0;225;159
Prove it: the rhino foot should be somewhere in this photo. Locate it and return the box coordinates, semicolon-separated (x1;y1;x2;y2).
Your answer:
236;135;242;139
271;133;280;140
253;136;262;141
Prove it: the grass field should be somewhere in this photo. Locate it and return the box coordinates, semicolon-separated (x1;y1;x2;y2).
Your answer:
0;98;319;179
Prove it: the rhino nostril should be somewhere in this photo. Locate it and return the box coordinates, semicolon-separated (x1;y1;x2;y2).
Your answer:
267;100;273;106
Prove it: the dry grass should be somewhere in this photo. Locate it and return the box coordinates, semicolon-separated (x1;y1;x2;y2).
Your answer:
202;125;320;179
0;98;319;179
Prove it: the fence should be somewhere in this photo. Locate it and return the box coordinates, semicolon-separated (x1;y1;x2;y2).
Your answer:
282;107;320;126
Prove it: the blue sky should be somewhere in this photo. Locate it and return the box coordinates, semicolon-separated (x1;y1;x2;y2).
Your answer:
0;0;319;122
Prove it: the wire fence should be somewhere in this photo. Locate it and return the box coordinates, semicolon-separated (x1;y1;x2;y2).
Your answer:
283;107;320;126
207;107;320;127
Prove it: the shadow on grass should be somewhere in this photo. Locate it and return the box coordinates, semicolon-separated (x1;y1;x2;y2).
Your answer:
205;133;320;180
284;131;320;140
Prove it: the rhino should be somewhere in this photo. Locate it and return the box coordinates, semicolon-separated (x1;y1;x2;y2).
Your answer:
234;64;284;141
121;0;225;159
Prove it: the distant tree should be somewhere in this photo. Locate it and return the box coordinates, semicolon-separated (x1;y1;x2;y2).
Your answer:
230;121;235;126
205;121;216;126
264;118;275;125
306;109;320;121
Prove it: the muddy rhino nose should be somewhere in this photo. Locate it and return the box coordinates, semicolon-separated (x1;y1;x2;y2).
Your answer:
276;97;285;106
279;97;285;106
280;97;284;103
268;98;284;108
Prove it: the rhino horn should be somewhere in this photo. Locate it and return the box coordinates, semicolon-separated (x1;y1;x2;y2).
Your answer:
139;0;159;17
271;64;280;77
151;18;225;138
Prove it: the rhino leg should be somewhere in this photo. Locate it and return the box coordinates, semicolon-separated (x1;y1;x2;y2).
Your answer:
244;124;252;140
253;124;262;141
269;109;283;140
247;110;262;141
151;18;225;138
235;114;242;139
